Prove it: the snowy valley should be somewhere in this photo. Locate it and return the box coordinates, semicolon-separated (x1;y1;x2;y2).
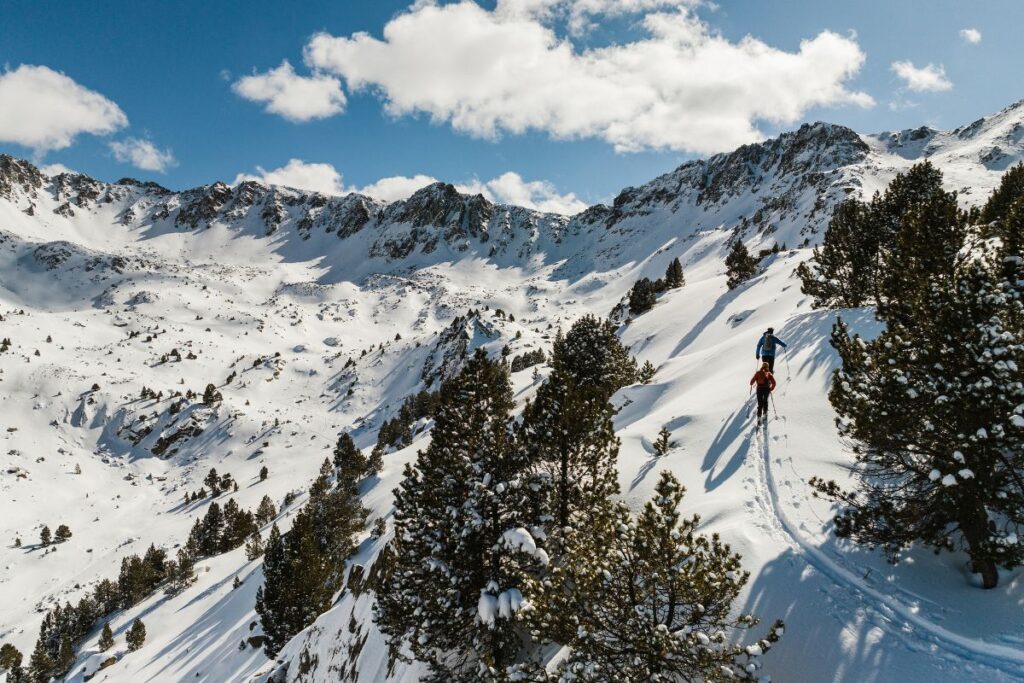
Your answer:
1;99;1024;683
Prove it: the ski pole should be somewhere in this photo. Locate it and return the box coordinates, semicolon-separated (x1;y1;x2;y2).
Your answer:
784;346;792;380
770;391;778;419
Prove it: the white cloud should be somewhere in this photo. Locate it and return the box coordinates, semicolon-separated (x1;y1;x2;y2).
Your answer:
359;174;439;202
233;159;586;214
234;159;348;195
959;28;981;44
0;64;127;153
39;163;76;177
232;60;346;122
468;171;587;214
496;0;698;34
890;60;953;93
109;138;177;173
302;1;872;154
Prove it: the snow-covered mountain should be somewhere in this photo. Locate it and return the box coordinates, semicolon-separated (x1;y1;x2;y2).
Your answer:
1;99;1023;683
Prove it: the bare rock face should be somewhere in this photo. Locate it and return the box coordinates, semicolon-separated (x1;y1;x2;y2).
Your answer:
176;182;233;229
369;183;495;259
0;154;46;202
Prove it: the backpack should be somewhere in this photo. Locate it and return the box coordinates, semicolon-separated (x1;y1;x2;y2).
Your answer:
762;334;776;354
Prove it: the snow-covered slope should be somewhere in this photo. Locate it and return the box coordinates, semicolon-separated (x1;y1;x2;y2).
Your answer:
1;100;1023;683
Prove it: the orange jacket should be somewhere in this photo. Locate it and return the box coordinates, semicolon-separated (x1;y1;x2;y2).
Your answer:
750;370;776;391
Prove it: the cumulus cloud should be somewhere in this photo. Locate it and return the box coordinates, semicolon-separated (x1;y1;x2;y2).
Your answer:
890;60;953;93
300;1;872;154
232;60;346;122
233;159;586;214
0;64;127;153
234;159;348;195
39;163;76;177
359;174;439;202
109;138;177;173
465;172;587;214
959;28;981;44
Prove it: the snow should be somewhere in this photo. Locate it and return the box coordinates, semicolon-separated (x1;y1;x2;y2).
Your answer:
2;100;1024;683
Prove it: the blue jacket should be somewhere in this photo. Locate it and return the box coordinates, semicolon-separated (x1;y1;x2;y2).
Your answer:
757;333;787;358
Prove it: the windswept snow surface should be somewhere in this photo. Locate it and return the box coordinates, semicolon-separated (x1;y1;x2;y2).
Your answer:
2;101;1024;682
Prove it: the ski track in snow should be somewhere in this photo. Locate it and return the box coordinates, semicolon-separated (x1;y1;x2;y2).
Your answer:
749;420;1024;680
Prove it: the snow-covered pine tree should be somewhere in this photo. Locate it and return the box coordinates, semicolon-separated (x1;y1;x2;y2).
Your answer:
813;168;1024;589
551;472;782;682
725;240;758;289
517;317;633;645
375;349;546;681
664;257;685;289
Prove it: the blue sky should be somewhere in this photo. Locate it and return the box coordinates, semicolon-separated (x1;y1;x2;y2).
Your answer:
0;0;1020;211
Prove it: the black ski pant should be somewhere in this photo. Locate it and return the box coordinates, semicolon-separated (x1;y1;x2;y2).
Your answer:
756;387;771;418
760;355;776;373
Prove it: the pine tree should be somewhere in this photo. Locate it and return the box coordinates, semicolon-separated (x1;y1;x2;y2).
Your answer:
664;256;685;289
375;349;545;680
254;524;287;657
126;619;146;651
54;524;72;543
171;547;196;592
255;495;277;526
255;465;367;659
54;636;74;676
725;240;759;289
39;526;51;547
245;530;264;560
980;161;1024;225
259;465;268;481
204;467;221;495
197;502;224;556
812;170;1024;589
0;643;23;671
653;426;673;456
27;636;52;683
332;431;367;483
98;622;114;652
515;317;632;646
549;472;782;681
521;317;627;536
628;277;657;315
797;199;877;308
202;383;221;405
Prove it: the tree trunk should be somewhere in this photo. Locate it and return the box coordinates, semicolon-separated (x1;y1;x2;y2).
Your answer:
962;507;999;589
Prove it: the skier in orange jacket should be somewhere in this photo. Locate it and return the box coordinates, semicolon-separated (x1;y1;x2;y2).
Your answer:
750;362;776;424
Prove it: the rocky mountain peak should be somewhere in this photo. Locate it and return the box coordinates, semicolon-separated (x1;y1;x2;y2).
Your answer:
0;153;47;201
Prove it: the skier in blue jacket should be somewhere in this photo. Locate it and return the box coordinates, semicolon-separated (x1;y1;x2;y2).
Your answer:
756;327;787;373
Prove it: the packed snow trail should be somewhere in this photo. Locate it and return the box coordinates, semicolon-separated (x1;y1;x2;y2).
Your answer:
750;420;1024;678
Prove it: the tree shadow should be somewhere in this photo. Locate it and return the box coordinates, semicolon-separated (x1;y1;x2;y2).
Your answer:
741;550;898;682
